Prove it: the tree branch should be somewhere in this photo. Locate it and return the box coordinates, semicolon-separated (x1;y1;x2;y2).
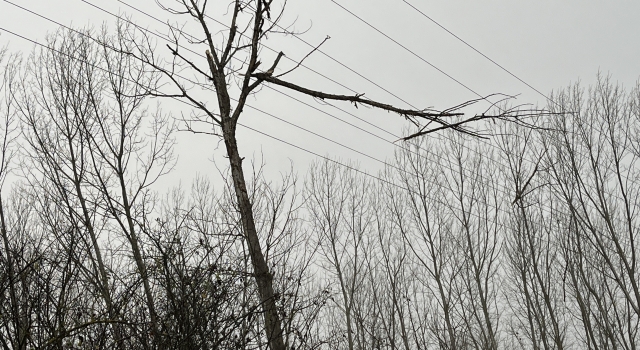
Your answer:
252;73;460;118
251;73;561;139
276;36;330;77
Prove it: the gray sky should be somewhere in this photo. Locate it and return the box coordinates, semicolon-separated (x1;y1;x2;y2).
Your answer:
2;0;639;189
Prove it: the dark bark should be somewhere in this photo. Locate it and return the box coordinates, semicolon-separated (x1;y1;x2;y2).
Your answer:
222;120;286;350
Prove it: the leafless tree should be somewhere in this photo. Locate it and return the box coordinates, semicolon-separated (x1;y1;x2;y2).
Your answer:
441;135;502;350
541;75;640;350
497;119;569;350
305;159;376;350
304;131;504;350
8;26;176;348
8;3;639;349
15;29;129;349
386;133;505;350
0;45;27;350
110;1;535;347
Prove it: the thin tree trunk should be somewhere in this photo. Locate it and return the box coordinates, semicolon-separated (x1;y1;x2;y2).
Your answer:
222;120;286;350
0;196;27;350
117;174;161;349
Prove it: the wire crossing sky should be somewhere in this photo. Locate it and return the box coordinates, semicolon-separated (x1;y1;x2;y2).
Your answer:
1;0;638;193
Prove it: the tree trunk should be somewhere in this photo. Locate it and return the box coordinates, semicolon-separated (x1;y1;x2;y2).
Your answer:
222;120;286;350
0;196;27;350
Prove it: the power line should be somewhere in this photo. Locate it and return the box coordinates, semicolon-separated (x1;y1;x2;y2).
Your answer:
324;0;640;201
110;0;359;98
69;0;514;173
0;0;397;166
66;1;412;152
2;21;636;249
153;0;640;228
248;1;640;234
242;1;550;186
328;0;487;103
2;1;633;234
86;0;402;139
241;3;416;109
0;24;523;237
104;0;511;144
398;0;552;104
0;0;581;216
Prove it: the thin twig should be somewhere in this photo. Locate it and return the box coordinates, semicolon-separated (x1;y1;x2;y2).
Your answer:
276;35;330;77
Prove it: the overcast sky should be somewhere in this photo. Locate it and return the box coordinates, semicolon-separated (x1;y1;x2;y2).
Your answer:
1;0;639;190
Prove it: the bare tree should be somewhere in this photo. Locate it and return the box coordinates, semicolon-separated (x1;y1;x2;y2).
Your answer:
0;45;26;350
9;26;175;349
497;120;569;350
0;186;52;350
442;135;502;350
541;76;640;350
15;29;129;349
305;159;376;350
303;130;506;350
11;4;639;350
389;137;468;349
386;132;505;350
111;1;534;347
83;28;175;348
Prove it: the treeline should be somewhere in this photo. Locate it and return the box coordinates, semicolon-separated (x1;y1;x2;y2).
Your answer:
1;29;640;350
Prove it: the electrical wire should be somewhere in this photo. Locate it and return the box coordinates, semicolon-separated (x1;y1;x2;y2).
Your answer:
26;1;491;164
0;0;618;226
76;0;515;175
325;0;640;200
111;0;359;97
0;24;529;237
328;0;486;102
1;2;635;237
398;0;552;104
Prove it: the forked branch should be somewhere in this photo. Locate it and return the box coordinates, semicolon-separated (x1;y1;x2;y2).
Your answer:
251;72;536;138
